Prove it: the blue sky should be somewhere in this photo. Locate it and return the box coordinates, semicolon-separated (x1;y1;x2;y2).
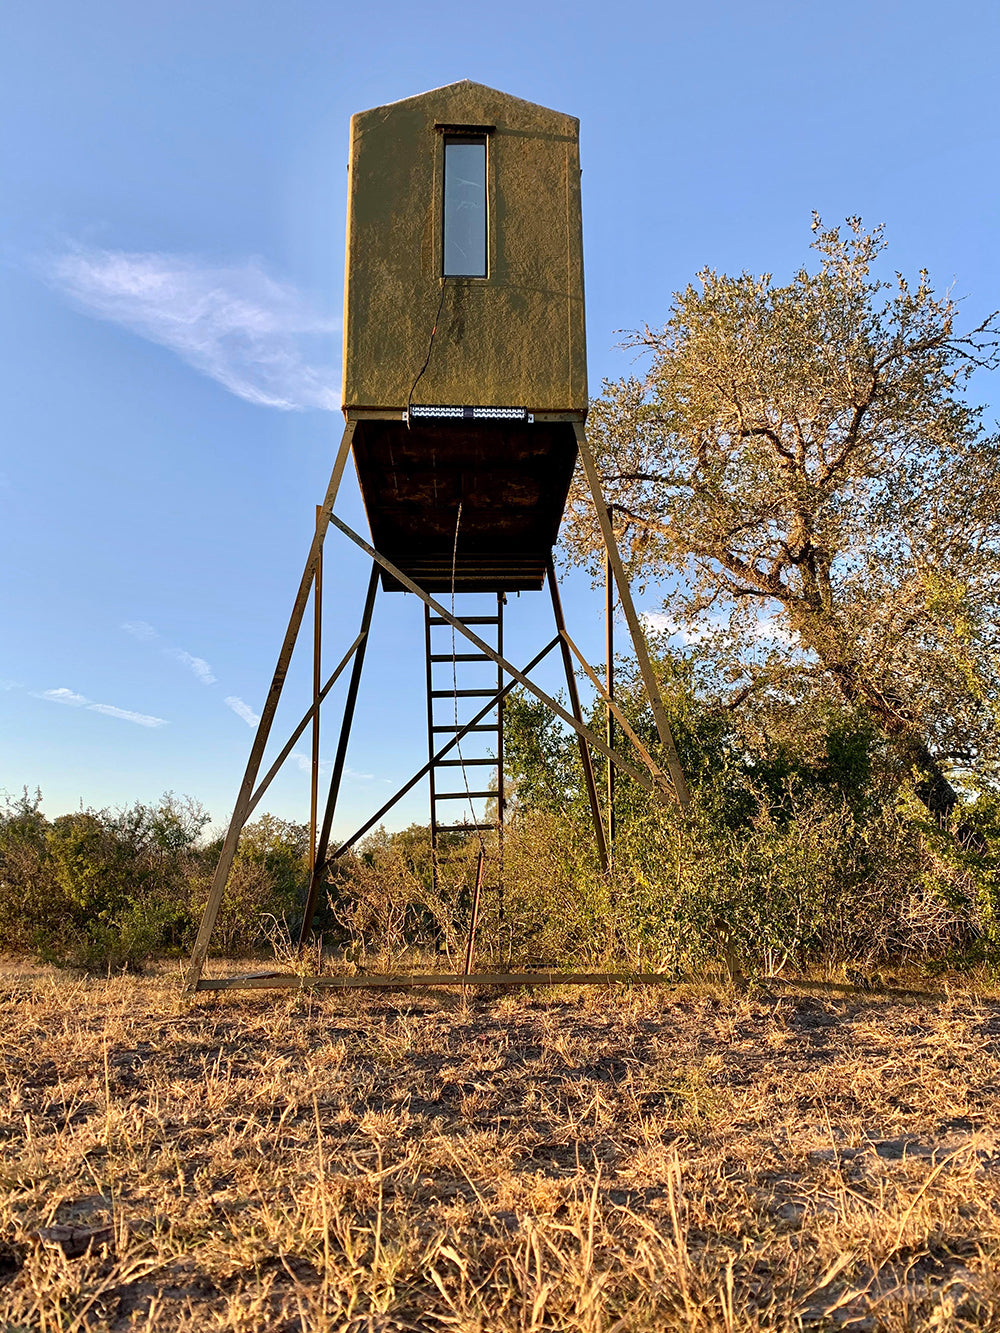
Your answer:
2;0;998;840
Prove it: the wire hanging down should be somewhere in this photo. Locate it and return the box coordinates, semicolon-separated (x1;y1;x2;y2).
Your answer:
405;279;447;428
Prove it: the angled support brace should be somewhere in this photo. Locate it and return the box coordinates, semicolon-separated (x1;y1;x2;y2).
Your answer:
326;636;561;863
573;422;692;812
328;514;657;795
547;560;609;871
559;627;664;786
246;631;367;819
183;422;357;994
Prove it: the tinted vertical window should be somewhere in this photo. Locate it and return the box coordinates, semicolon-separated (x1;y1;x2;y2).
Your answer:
443;138;487;277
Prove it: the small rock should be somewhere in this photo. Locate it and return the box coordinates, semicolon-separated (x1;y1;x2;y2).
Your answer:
30;1224;114;1259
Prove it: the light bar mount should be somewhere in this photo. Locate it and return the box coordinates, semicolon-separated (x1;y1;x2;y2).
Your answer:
406;405;533;423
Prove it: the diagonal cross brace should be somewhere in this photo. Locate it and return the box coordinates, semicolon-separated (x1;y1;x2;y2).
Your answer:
184;423;357;993
326;635;561;864
559;626;666;786
327;513;672;801
573;422;691;810
246;631;367;819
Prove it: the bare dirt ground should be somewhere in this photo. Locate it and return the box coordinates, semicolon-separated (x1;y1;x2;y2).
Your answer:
2;963;1000;1331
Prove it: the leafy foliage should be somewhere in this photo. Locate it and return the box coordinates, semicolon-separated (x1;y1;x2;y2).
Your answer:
499;646;999;977
0;791;309;970
566;219;1000;819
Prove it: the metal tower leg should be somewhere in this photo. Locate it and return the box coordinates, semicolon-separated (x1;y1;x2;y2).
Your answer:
496;591;505;920
309;505;323;880
606;553;615;856
297;562;380;949
184;422;356;993
572;422;692;812
423;604;439;894
547;560;609;872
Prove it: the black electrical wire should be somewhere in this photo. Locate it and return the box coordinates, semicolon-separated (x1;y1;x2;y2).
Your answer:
406;279;447;428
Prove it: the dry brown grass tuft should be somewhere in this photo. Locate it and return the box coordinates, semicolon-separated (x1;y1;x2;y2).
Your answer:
2;962;1000;1330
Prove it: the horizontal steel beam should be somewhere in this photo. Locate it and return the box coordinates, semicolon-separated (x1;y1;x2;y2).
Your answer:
434;790;495;800
195;971;680;992
432;723;498;733
429;615;499;626
431;689;499;698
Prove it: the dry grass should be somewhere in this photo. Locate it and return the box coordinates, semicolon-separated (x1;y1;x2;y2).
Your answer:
2;961;1000;1331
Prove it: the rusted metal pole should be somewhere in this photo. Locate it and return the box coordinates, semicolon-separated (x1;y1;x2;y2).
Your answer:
572;422;691;811
496;592;505;920
547;560;608;872
183;421;357;994
297;563;380;949
463;849;486;979
424;604;439;896
245;632;366;819
309;505;323;877
606;551;615;857
196;970;683;993
327;514;656;795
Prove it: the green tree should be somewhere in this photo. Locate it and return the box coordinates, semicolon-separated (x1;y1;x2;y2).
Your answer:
566;219;1000;822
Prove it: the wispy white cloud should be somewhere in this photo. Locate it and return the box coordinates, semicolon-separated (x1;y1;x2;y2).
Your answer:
36;686;167;727
225;695;260;727
1;678;22;691
287;752;372;779
87;703;168;728
170;649;217;685
122;620;158;643
291;751;335;776
121;621;217;684
39;687;90;706
45;246;340;411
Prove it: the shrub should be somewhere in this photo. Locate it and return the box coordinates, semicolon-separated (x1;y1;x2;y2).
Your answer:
0;791;209;971
190;813;311;957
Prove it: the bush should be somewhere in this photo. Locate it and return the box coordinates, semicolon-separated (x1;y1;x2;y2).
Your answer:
0;791;210;970
191;814;311;956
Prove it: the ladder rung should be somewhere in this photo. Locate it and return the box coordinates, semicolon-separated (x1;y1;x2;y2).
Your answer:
434;791;495;801
431;724;498;733
431;689;499;698
429;616;499;626
436;823;497;833
430;653;492;662
436;758;495;767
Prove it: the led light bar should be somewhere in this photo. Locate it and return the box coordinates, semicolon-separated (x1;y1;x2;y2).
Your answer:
407;405;531;422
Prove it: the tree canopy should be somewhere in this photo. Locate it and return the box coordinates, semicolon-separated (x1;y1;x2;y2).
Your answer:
567;219;1000;817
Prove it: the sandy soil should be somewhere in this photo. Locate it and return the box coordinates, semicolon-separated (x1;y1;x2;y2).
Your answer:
2;964;999;1330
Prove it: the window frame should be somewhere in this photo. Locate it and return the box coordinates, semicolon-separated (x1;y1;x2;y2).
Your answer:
440;131;490;280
